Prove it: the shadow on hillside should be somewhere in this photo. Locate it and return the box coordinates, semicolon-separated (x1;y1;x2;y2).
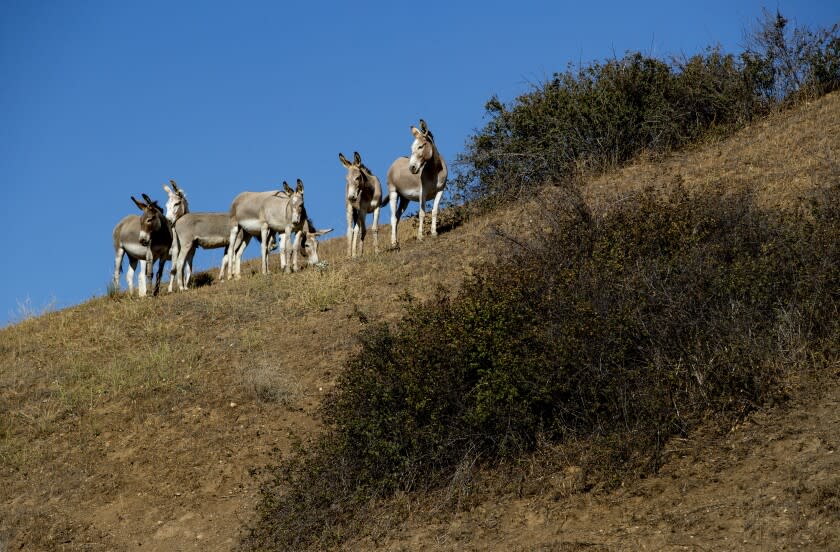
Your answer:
403;205;466;237
190;272;215;288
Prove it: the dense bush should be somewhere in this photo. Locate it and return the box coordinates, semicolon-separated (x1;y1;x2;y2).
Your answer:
452;50;760;206
452;12;839;208
247;182;840;550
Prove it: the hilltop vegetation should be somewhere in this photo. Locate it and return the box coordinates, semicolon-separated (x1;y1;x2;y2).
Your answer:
453;10;839;208
250;183;840;550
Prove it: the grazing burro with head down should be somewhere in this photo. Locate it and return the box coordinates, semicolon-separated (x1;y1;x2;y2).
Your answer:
339;151;384;258
386;118;448;248
112;194;173;297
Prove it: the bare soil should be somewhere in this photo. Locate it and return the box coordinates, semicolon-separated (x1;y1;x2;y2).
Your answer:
1;92;839;551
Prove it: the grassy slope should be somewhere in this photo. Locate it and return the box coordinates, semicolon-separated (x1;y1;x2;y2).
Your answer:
0;201;501;550
1;92;839;551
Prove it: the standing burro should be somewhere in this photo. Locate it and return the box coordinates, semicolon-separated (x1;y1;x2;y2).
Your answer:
339;151;385;258
112;194;173;297
225;179;331;279
386;118;448;248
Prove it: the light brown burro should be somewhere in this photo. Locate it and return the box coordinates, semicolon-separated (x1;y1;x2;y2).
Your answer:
169;212;272;291
225;179;331;279
386;118;448;248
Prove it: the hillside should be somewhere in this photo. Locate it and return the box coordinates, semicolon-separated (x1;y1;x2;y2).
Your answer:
1;91;839;551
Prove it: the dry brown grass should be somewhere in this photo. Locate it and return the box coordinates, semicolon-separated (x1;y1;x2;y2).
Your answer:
1;91;839;550
586;94;840;209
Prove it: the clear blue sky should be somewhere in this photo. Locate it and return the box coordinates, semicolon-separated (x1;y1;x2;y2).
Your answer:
1;1;838;326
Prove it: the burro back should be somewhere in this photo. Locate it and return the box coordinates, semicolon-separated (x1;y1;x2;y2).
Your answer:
169;211;243;291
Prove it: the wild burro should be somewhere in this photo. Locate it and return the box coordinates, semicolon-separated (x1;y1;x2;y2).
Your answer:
162;178;271;291
169;212;282;291
112;193;174;297
225;179;331;279
162;179;188;225
387;118;448;248
339;151;385;258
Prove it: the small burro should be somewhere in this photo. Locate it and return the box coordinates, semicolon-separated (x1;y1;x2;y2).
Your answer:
339;150;385;258
112;192;174;297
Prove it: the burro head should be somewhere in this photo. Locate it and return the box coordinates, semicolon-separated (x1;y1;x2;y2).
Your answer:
299;225;334;265
339;151;366;204
162;179;188;223
408;119;433;175
132;194;164;247
283;179;305;225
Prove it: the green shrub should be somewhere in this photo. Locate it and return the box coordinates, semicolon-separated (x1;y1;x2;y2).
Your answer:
245;11;840;548
452;50;763;207
451;12;839;210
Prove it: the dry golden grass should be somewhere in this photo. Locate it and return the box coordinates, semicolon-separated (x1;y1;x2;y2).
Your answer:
1;91;839;550
587;94;840;209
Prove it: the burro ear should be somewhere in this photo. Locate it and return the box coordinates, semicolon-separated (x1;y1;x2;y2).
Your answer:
411;126;423;139
314;227;333;237
144;195;164;213
131;196;147;211
296;178;304;193
163;183;172;195
283;180;293;194
169;179;182;196
339;152;352;168
419;119;428;134
353;151;362;165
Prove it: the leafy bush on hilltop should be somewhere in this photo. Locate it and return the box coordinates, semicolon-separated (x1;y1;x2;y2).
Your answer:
452;12;839;207
247;182;840;550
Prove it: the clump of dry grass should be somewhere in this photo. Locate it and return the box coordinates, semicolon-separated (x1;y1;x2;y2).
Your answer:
241;361;305;406
285;264;350;312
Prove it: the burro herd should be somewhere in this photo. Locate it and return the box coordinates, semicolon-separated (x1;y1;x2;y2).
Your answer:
112;119;448;297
